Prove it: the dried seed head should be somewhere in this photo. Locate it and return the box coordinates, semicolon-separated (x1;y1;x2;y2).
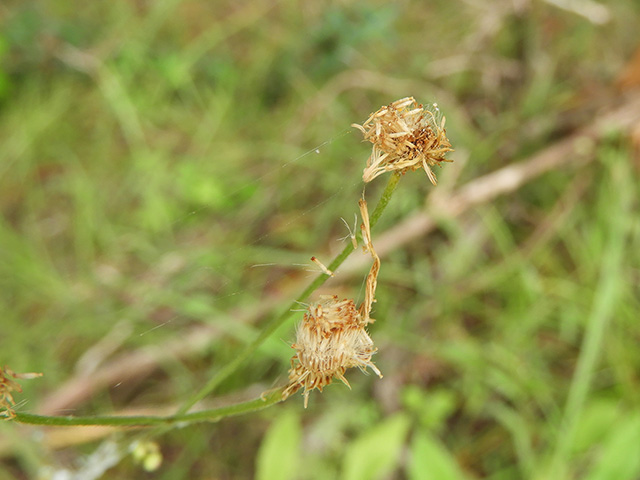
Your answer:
283;295;382;408
352;97;453;185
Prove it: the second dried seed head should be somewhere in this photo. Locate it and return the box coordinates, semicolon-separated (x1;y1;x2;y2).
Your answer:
283;295;382;408
352;96;453;185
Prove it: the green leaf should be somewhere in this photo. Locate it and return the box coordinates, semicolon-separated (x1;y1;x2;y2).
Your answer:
408;431;468;480
401;386;456;431
584;412;640;480
341;413;410;480
572;399;622;453
255;411;302;480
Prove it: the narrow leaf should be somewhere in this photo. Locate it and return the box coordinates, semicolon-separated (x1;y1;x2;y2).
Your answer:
256;411;302;480
584;413;640;480
341;413;410;480
408;431;468;480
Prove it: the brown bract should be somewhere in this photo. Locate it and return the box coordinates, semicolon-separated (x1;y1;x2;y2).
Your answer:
282;295;382;408
352;96;453;185
1;366;42;419
283;198;383;407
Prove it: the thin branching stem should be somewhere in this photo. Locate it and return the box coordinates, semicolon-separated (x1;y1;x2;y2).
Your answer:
12;389;284;427
176;172;401;415
9;173;401;429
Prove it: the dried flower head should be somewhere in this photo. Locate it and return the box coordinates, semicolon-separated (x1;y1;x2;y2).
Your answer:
283;295;382;408
352;96;453;185
1;366;42;419
283;199;383;407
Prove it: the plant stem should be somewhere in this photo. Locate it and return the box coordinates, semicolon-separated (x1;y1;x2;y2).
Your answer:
10;173;401;429
11;388;284;427
176;172;402;415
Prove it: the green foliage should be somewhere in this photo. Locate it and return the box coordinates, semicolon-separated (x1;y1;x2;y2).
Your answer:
583;412;640;480
341;414;410;480
402;386;457;432
408;431;469;480
1;0;640;478
256;411;302;480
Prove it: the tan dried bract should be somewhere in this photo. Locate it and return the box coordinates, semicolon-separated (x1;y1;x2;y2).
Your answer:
282;295;382;408
1;366;42;419
357;197;379;325
283;199;382;407
352;97;453;185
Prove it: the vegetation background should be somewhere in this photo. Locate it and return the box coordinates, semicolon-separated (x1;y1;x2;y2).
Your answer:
1;0;639;478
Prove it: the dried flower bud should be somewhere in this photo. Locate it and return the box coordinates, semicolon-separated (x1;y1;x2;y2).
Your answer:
131;440;163;472
283;295;382;408
352;97;453;185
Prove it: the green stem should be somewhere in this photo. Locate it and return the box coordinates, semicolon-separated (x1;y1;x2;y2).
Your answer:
9;173;401;429
176;173;402;415
11;388;284;427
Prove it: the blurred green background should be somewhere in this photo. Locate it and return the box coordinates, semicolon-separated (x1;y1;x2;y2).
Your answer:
1;0;640;479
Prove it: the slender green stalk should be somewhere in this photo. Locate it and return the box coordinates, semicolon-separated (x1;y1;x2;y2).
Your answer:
11;388;284;427
547;152;630;478
9;174;401;429
176;173;401;415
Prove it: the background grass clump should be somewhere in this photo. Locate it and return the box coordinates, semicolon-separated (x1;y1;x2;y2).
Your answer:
1;0;640;479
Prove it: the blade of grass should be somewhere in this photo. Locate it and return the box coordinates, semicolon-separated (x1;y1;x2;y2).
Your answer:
547;149;631;478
